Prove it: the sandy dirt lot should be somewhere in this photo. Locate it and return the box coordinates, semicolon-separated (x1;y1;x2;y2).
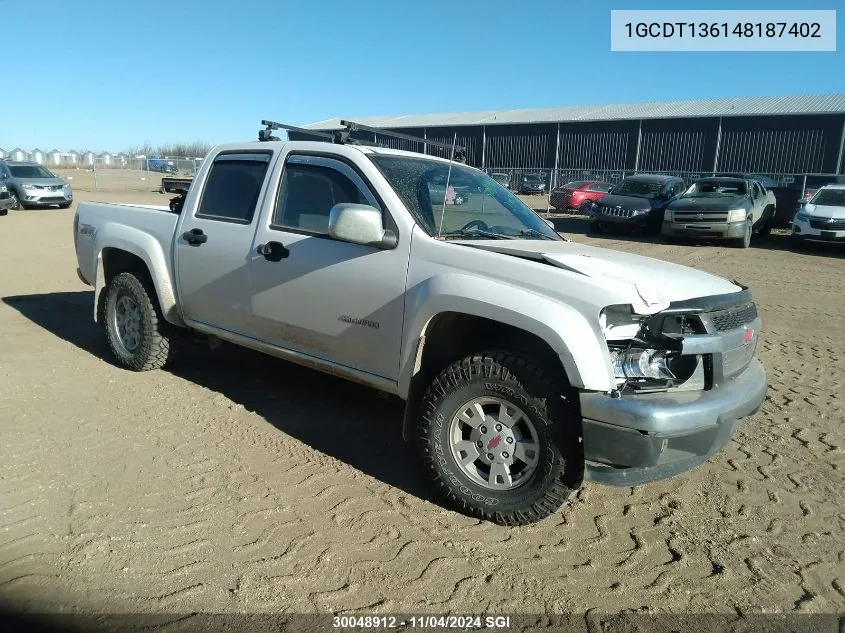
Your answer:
0;192;843;626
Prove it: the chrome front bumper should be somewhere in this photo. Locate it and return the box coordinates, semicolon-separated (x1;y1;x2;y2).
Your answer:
662;219;748;239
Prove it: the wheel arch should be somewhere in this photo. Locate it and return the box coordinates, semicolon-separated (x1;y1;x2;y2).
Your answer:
93;232;183;327
397;278;615;441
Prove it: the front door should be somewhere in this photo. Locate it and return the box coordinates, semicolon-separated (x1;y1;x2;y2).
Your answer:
248;153;410;381
175;150;275;335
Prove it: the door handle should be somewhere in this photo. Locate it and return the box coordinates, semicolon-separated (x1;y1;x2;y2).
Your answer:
257;241;289;262
183;228;207;246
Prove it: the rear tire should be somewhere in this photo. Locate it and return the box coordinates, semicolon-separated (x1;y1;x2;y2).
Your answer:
103;272;175;371
417;351;581;526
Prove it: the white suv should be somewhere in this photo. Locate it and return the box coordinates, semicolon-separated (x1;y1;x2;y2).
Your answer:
791;184;845;247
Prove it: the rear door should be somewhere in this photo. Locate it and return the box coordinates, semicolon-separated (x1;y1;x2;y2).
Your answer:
175;150;274;334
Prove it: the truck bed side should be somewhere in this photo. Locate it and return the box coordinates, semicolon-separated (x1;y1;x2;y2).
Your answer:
74;201;184;326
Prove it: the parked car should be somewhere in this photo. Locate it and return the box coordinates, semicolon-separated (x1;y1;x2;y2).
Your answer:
490;172;511;190
73;135;767;526
0;159;73;209
519;173;546;194
0;183;12;215
550;181;613;213
588;174;686;235
662;177;776;248
791;184;845;247
143;158;178;174
714;172;803;228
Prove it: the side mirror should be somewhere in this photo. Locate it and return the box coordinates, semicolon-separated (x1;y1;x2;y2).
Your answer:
328;203;397;249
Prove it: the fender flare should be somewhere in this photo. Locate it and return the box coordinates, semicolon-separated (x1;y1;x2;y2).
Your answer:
92;224;184;327
397;273;616;399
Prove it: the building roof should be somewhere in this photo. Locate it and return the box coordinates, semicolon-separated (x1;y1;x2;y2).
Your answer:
304;93;845;130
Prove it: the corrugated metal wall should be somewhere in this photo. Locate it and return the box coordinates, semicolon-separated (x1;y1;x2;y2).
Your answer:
484;124;555;169
422;127;483;165
716;115;840;174
557;121;634;170
296;113;845;176
637;118;718;172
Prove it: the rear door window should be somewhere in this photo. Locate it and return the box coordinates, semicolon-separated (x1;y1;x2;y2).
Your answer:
196;153;272;224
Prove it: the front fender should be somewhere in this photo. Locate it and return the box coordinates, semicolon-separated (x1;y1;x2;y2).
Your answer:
397;273;615;398
91;224;183;326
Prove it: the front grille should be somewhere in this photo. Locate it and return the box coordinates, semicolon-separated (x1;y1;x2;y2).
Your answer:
809;217;845;230
597;205;634;218
672;211;729;223
709;303;758;332
722;340;757;378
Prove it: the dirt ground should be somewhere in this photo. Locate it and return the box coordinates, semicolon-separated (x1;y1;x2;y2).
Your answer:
1;191;843;625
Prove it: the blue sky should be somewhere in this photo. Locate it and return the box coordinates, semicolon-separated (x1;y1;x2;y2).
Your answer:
3;0;843;152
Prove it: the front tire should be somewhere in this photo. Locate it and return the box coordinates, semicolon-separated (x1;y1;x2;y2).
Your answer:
733;219;752;248
103;272;175;371
417;351;581;526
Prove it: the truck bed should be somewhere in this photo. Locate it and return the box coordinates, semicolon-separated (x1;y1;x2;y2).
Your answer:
74;201;180;296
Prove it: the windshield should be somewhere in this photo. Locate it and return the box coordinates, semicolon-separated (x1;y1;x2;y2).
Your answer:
682;180;748;198
524;174;543;183
810;188;845;207
561;181;590;190
609;179;665;200
370;155;561;240
10;165;56;178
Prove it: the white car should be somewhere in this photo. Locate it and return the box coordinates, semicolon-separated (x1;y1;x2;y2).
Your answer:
791;184;845;247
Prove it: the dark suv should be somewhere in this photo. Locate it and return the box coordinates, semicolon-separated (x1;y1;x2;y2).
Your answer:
588;174;686;235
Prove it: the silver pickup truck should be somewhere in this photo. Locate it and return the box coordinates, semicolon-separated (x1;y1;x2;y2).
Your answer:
73;131;768;525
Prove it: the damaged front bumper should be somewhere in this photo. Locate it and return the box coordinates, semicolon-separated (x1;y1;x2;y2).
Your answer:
581;289;768;487
580;359;766;486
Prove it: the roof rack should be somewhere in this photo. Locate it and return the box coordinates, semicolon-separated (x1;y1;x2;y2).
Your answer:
258;119;467;161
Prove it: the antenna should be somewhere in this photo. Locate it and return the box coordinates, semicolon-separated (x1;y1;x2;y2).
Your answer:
436;132;459;238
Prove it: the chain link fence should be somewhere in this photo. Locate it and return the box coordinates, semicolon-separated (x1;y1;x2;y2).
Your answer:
48;157;204;193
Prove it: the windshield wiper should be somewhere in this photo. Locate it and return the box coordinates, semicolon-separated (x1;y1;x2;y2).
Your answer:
438;228;516;240
519;228;557;240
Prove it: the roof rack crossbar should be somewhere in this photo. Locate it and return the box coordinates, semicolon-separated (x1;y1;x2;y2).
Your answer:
259;119;384;146
339;120;465;152
258;119;466;161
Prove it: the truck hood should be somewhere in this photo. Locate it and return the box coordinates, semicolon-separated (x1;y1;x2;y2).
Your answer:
11;177;67;187
804;202;845;220
669;196;748;211
465;239;742;313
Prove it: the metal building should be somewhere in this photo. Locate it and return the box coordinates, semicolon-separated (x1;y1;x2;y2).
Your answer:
295;93;845;188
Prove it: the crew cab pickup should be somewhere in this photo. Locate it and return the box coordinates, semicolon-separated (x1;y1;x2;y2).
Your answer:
73;137;768;525
663;177;777;248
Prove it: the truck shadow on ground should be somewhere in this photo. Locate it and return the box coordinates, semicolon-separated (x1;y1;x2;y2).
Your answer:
2;291;435;504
